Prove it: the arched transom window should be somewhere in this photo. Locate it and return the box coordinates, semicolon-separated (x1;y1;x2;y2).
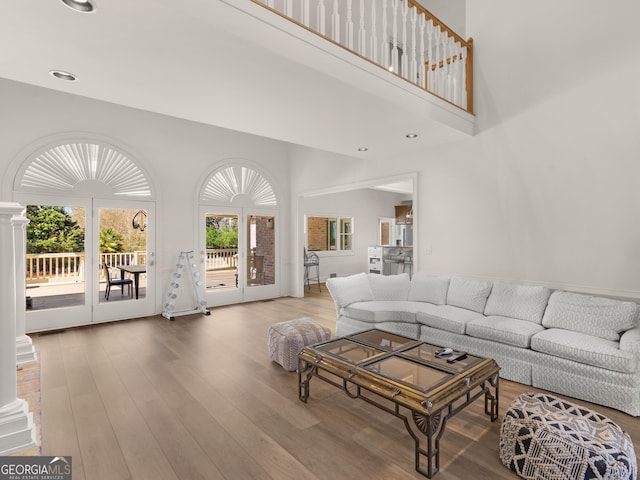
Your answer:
201;166;277;206
16;142;152;198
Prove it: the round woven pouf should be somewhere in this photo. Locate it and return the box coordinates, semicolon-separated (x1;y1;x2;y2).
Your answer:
500;392;637;480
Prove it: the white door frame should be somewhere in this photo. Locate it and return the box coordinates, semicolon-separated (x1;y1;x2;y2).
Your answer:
200;205;280;306
92;198;156;323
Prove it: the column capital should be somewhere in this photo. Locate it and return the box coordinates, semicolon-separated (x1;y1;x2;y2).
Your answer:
0;202;24;216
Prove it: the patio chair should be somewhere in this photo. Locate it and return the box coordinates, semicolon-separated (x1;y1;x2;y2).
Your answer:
103;263;133;300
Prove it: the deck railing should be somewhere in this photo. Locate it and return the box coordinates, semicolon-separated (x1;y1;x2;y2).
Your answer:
26;251;146;285
205;248;238;270
252;0;473;113
26;249;239;285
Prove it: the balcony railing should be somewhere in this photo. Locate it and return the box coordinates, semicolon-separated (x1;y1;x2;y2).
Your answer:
252;0;473;113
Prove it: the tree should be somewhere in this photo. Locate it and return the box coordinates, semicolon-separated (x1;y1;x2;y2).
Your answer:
206;216;238;248
26;205;85;253
100;228;125;253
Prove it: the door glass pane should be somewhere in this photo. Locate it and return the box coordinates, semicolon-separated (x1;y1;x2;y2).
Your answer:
99;208;147;303
25;205;86;311
247;215;275;287
205;214;239;290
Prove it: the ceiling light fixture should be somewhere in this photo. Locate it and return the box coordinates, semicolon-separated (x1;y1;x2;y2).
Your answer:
405;133;419;139
50;70;78;82
60;0;96;13
357;147;368;152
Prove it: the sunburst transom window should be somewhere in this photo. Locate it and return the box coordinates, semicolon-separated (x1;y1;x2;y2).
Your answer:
18;143;152;197
202;166;277;206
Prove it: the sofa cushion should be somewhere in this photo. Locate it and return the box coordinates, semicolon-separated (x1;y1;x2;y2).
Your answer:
484;282;552;324
415;304;485;335
466;316;545;348
541;291;640;342
531;328;638;374
326;273;374;309
446;276;493;314
368;273;410;301
343;301;419;324
408;274;450;305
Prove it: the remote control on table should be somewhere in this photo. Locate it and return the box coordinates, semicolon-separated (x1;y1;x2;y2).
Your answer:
446;353;468;363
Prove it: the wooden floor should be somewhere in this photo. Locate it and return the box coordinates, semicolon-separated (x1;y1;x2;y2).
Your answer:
32;288;640;480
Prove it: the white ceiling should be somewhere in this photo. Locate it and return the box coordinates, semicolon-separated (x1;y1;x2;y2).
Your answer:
0;0;473;168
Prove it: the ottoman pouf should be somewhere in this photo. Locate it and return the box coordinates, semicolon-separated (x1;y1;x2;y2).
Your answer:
500;392;637;480
268;317;331;371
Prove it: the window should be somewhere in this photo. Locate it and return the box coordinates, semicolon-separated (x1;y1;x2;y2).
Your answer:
306;216;353;252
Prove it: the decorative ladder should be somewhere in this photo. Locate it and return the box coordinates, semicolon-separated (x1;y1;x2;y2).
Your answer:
162;251;210;320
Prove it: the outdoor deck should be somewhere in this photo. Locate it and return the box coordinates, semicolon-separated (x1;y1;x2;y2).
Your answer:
26;269;238;311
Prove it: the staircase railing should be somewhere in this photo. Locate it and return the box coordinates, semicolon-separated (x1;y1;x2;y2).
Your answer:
252;0;473;114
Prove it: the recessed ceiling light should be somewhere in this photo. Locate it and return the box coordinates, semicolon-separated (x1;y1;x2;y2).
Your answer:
405;133;419;138
50;70;78;82
60;0;96;13
357;147;368;152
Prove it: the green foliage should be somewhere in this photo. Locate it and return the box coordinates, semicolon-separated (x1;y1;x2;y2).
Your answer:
26;205;85;253
100;228;124;253
206;217;238;248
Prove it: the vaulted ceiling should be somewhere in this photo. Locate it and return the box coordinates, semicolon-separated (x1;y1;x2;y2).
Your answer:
0;0;473;160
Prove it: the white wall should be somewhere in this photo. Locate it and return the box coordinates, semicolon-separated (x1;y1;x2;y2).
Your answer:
303;188;409;280
0;79;293;309
291;0;640;299
418;0;466;38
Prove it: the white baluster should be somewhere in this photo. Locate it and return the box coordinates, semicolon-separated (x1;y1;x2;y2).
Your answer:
426;20;434;92
409;5;417;84
317;0;326;36
265;0;274;8
370;0;378;62
302;0;310;26
331;0;340;43
433;25;442;95
285;0;292;17
401;0;409;78
391;0;399;73
461;45;468;110
381;0;388;68
346;0;354;50
418;15;426;88
358;0;367;56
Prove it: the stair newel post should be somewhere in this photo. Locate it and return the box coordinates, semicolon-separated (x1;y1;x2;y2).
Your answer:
465;38;474;114
0;202;36;455
13;212;36;366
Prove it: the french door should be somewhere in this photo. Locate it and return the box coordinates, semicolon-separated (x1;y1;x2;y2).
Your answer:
200;205;279;306
19;194;155;332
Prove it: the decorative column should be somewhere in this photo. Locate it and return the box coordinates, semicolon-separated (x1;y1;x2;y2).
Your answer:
14;213;37;365
0;202;35;455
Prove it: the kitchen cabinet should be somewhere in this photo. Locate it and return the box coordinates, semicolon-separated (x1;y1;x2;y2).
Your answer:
395;205;413;225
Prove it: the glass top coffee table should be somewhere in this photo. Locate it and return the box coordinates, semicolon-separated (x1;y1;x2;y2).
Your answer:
297;329;500;478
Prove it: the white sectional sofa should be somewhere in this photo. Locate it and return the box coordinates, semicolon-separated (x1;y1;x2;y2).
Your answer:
326;272;640;416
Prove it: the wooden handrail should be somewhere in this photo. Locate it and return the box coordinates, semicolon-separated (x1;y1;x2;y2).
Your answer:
406;0;470;49
251;0;474;115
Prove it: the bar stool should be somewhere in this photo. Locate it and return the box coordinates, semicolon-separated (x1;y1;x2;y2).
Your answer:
303;248;321;292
